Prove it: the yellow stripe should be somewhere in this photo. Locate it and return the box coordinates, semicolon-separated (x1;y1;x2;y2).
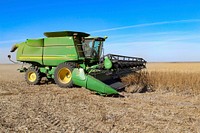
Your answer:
19;57;41;59
44;57;64;59
19;56;74;60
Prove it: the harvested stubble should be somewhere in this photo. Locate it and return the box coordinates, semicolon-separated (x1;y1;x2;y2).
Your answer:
122;70;200;94
1;64;200;132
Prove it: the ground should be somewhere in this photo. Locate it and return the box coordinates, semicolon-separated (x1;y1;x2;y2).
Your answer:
0;64;200;132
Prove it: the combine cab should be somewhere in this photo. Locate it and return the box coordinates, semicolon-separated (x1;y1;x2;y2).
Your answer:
9;31;146;95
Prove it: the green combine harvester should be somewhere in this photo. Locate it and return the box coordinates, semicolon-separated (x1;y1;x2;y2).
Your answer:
9;31;146;95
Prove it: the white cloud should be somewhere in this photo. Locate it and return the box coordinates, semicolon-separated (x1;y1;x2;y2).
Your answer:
104;40;200;62
90;19;200;33
0;39;25;45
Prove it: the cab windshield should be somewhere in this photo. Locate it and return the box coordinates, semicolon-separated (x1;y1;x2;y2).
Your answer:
83;39;103;58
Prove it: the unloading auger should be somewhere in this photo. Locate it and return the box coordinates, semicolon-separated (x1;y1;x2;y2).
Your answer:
9;31;146;95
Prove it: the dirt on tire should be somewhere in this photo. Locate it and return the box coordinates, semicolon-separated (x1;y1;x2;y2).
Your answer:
0;64;200;132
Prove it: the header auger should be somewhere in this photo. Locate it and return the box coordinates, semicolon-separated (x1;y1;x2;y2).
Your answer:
9;31;146;96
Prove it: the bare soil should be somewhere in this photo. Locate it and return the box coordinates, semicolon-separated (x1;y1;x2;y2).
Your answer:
0;64;200;133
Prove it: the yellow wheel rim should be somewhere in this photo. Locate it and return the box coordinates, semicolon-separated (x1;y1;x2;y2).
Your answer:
58;68;72;84
28;72;37;82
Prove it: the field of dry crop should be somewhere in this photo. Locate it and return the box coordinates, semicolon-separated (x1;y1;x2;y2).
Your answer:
0;63;200;132
123;63;200;94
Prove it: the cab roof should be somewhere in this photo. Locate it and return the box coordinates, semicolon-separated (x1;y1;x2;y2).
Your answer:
44;31;90;37
85;36;107;41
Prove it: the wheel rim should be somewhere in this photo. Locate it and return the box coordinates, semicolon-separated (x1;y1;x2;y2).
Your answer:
28;72;37;82
58;68;72;84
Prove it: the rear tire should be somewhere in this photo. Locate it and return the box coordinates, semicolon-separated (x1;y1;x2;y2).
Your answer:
54;62;74;88
25;67;41;85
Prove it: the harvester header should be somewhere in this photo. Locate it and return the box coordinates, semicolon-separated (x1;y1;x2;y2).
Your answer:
9;31;146;95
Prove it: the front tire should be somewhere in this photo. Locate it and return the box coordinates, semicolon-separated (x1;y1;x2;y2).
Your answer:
54;62;74;88
25;67;41;85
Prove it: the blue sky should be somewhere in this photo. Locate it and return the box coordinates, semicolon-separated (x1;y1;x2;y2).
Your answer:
0;0;200;63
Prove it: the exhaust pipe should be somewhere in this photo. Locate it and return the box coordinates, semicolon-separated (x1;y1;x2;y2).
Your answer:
10;44;19;52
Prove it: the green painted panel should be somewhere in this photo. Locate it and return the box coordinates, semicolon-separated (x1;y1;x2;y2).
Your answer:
43;46;78;66
16;36;83;66
43;59;70;66
44;37;74;46
27;39;44;47
16;42;25;60
23;44;43;56
17;42;43;64
104;56;112;69
72;68;118;95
